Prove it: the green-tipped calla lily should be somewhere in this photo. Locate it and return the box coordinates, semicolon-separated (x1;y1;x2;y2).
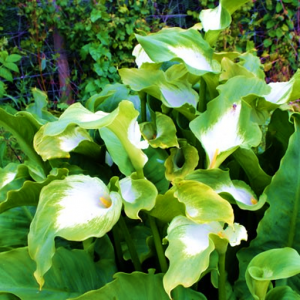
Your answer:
173;179;234;225
185;169;265;210
132;43;154;68
119;68;198;109
135;27;221;76
140;112;179;149
246;248;300;300
28;174;122;289
163;215;247;297
119;173;158;220
34;101;148;175
34;124;93;161
200;0;251;46
190;99;261;168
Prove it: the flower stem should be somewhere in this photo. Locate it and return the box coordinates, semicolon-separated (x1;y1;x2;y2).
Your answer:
148;215;168;273
118;215;142;271
112;225;126;271
139;91;147;123
198;76;207;113
218;252;227;300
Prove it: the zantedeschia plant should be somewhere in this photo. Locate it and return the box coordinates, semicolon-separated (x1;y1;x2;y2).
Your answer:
1;1;300;299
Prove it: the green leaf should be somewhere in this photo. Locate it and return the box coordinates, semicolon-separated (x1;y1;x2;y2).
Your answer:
0;207;34;250
26;88;57;124
0;81;5;98
0;109;48;176
246;248;300;300
236;114;300;298
0;247;110;299
119;68;198;109
148;188;185;223
3;62;19;73
5;54;22;63
0;68;13;82
121;225;153;263
119;173;158;220
135;28;221;76
265;286;300;300
70;269;207;300
163;216;247;297
232;148;272;196
143;147;170;194
174;179;234;224
90;9;102;22
0;168;68;213
28;175;122;289
165;139;199;181
141;112;179;148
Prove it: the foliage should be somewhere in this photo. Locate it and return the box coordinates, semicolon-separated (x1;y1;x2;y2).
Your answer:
1;1;300;299
13;0;162;102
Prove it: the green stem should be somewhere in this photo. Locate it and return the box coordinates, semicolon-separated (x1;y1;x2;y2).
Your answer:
136;168;144;179
118;215;142;271
198;76;207;113
148;215;168;273
139;91;147;123
218;252;227;300
112;225;126;271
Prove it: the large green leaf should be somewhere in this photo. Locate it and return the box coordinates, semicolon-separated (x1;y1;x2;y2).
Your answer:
0;109;48;176
70;269;207;300
246;248;300;300
119;68;198;109
0;168;68;213
236;113;300;298
0;247;110;299
0;207;34;251
163;216;247;297
28;175;122;289
232;148;272;196
143;147;170;194
135;27;221;76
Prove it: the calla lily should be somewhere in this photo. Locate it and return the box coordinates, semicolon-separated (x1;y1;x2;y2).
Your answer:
163;215;247;297
190;99;261;169
28;175;122;289
185;169;264;210
132;43;154;68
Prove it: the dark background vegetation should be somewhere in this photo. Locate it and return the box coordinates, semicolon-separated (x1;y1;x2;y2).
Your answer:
0;0;299;107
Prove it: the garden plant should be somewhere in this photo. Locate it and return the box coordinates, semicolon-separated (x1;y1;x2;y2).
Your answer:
1;0;300;299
